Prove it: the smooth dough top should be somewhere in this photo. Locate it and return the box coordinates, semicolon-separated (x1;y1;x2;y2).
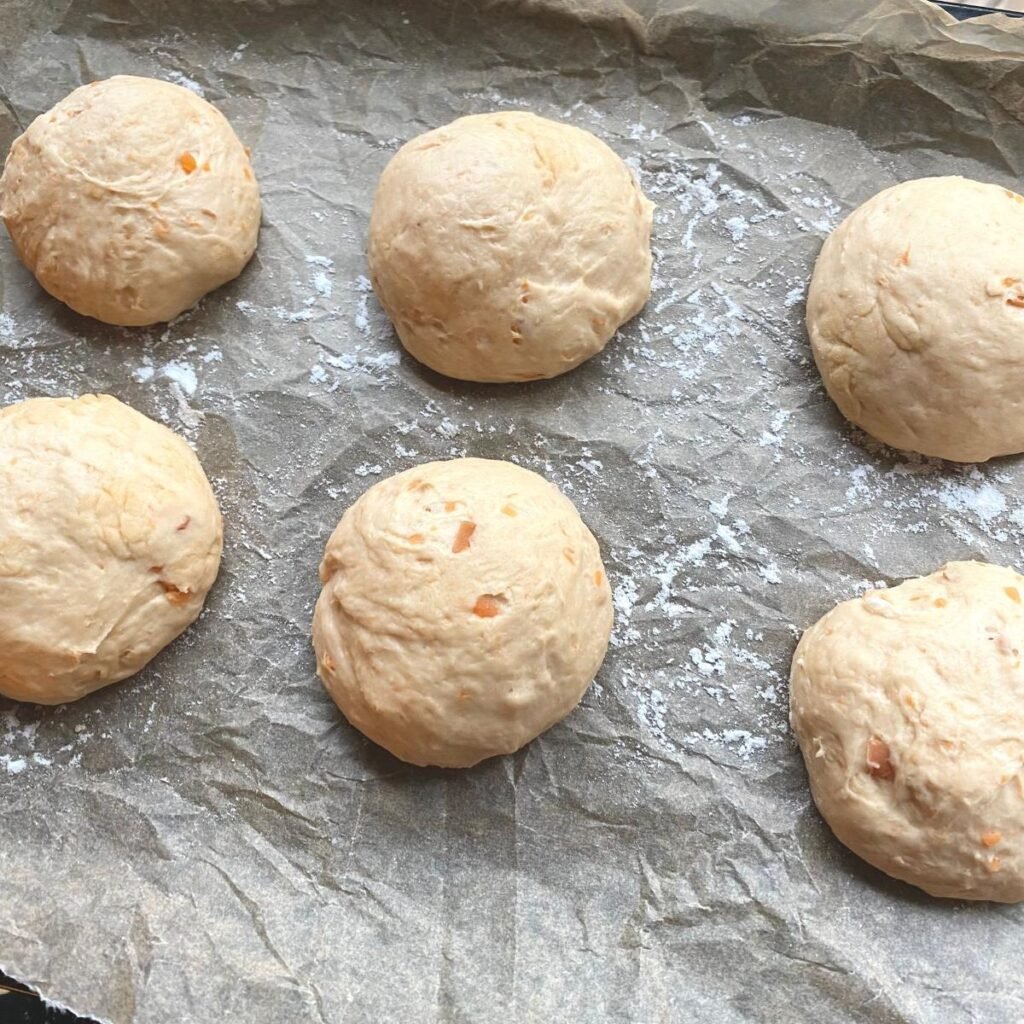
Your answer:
807;176;1024;463
312;458;613;767
367;111;654;383
0;394;223;704
0;75;261;326
791;561;1024;901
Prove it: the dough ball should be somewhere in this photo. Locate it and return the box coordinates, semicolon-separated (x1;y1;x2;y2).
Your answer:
807;176;1024;463
0;394;223;704
312;458;613;767
791;561;1024;901
0;75;260;326
367;112;653;383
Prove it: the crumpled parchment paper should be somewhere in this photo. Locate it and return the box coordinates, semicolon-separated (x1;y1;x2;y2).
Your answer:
3;1;1024;1021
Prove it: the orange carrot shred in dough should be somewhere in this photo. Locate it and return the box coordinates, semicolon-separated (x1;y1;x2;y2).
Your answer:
179;152;197;173
866;736;894;779
472;595;502;618
501;504;517;516
1007;587;1021;603
159;580;191;605
451;521;476;553
982;830;1003;848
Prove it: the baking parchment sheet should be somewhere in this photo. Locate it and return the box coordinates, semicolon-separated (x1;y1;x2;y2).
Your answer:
3;1;1024;1021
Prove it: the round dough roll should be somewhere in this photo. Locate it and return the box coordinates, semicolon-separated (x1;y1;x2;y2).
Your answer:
807;176;1024;462
0;75;260;326
367;111;654;383
791;561;1024;901
312;458;613;767
0;394;223;704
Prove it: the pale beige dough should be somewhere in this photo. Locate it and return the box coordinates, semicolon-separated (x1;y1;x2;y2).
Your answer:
0;394;223;704
791;561;1024;901
312;458;613;767
807;176;1024;462
367;111;654;383
0;75;261;326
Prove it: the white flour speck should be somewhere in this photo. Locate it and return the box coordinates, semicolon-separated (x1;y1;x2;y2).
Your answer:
715;523;743;555
273;306;314;323
306;255;336;299
611;576;640;648
723;216;747;243
353;275;372;335
936;478;1007;522
784;284;806;307
696;728;767;759
165;71;204;96
709;494;732;519
161;361;197;397
682;536;714;566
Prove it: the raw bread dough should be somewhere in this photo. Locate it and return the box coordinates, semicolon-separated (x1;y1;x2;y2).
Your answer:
0;75;260;326
791;561;1024;902
312;457;613;767
0;394;223;704
807;176;1024;462
367;111;653;383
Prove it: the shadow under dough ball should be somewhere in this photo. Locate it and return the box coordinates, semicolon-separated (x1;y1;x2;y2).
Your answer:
0;75;261;326
0;394;223;704
791;561;1024;902
807;176;1024;463
312;457;613;767
367;111;654;383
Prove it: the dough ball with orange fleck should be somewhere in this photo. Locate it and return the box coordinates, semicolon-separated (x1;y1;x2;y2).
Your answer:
791;561;1024;902
368;112;654;382
0;394;222;704
807;176;1024;462
0;75;260;326
312;457;613;767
